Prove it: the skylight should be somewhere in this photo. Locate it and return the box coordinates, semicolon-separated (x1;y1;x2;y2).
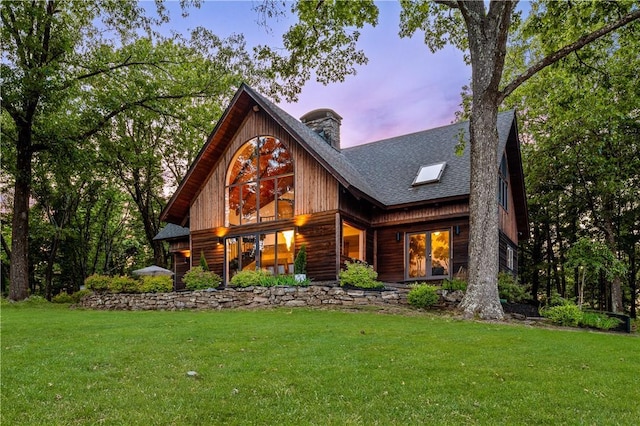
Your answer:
413;162;446;186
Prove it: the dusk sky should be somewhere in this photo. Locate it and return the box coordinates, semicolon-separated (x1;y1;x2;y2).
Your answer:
162;1;472;148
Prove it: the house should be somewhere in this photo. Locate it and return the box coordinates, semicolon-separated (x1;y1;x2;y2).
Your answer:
158;84;528;289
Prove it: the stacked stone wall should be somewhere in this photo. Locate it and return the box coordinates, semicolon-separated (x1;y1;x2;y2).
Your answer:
79;285;409;311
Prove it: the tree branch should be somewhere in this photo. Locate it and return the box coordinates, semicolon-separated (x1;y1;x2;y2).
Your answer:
434;0;460;9
499;9;640;103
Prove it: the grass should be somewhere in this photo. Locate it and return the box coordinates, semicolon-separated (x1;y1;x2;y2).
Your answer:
1;300;639;425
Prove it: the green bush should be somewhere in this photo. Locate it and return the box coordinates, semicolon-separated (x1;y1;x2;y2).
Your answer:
183;267;222;290
52;293;74;304
273;274;310;287
580;312;622;331
139;276;173;293
407;284;440;309
294;244;307;274
108;276;140;293
541;303;583;327
498;272;529;303
339;261;384;289
85;274;111;292
70;289;92;303
442;278;467;291
230;269;273;287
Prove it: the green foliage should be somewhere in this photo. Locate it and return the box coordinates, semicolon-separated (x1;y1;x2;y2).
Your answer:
272;274;310;287
183;267;222;290
294;244;307;274
498;272;529;303
541;303;583;327
199;251;209;271
580;312;622;331
85;274;111;292
108;276;140;294
70;289;92;303
442;278;467;291
52;293;74;304
139;276;173;293
339;261;384;289
407;284;440;309
230;269;273;287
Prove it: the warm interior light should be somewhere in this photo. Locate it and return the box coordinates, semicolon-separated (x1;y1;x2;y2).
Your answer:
181;250;191;258
282;230;294;250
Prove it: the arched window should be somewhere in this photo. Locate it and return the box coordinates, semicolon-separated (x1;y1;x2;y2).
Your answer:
226;136;294;226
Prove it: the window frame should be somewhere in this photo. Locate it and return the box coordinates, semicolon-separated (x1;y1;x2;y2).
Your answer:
405;229;452;281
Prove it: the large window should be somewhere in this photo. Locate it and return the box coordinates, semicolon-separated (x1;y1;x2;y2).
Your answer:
407;230;451;279
226;230;295;278
227;136;294;226
342;222;364;260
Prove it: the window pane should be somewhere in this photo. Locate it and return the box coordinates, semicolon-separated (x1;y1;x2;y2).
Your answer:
277;175;295;219
241;183;257;224
260;233;276;274
409;234;427;278
343;222;363;260
241;235;256;271
258;178;276;222
260;136;294;177
431;231;450;276
227;238;240;278
278;230;295;274
228;186;241;226
229;140;258;185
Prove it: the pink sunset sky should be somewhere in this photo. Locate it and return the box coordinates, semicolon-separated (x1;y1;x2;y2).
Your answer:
161;1;472;148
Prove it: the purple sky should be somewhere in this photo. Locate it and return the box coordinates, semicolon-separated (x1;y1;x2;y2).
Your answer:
162;1;471;147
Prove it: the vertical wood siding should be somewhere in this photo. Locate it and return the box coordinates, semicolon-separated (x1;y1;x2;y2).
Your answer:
296;211;338;280
498;170;519;245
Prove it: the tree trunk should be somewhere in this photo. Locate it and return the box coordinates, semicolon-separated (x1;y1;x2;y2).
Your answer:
9;124;33;301
458;1;514;319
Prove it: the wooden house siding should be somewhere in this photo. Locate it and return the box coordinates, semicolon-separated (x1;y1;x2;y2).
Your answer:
498;169;519;246
191;228;225;278
191;109;339;232
372;201;469;227
296;210;339;280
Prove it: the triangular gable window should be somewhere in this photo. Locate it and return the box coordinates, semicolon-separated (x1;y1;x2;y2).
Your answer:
413;162;446;186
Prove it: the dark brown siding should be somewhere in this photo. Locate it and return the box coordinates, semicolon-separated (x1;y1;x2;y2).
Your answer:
191;228;225;278
296;211;338;281
499;231;518;276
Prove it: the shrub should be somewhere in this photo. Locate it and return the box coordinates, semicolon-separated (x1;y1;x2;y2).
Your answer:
580;312;622;331
139;276;173;293
498;272;529;303
294;244;307;274
70;289;92;303
183;266;222;290
407;284;440;309
273;274;310;287
85;274;111;292
108;276;140;293
199;250;209;271
339;261;384;289
541;302;583;327
442;278;467;291
52;292;74;304
230;269;273;287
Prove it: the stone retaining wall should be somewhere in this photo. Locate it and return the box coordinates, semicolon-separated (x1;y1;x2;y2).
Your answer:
79;285;408;311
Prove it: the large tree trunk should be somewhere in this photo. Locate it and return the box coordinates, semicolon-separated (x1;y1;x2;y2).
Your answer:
9;125;33;301
458;1;514;319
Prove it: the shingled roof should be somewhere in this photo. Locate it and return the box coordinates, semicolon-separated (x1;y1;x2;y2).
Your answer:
161;84;524;226
342;110;517;207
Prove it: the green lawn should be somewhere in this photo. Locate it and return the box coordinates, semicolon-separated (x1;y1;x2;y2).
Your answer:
2;302;639;425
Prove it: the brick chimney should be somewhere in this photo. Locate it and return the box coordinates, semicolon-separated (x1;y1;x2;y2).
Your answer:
300;109;342;151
